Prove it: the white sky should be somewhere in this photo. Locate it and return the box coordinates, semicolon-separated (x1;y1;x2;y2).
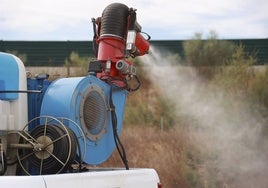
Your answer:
0;0;267;40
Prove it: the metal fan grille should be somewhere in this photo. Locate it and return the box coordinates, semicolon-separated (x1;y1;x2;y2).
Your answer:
80;86;107;141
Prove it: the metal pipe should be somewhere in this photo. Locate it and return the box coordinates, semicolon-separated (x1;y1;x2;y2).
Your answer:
8;143;33;149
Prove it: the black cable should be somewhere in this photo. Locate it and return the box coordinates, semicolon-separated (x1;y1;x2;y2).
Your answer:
100;74;139;169
109;85;129;170
127;75;141;92
91;18;99;58
140;31;151;41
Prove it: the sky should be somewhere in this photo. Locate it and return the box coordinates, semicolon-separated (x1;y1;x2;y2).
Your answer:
0;0;267;41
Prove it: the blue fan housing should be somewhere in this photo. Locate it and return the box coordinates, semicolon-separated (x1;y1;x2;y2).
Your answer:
40;75;127;165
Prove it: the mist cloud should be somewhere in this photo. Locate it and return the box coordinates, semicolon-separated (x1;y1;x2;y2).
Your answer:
140;46;268;187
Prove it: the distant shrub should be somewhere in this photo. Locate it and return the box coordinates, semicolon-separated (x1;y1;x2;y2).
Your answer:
64;51;93;76
183;31;235;80
65;51;91;67
183;31;234;67
250;66;268;108
212;44;255;97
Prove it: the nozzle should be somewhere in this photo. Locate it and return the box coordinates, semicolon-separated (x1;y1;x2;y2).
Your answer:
116;60;136;75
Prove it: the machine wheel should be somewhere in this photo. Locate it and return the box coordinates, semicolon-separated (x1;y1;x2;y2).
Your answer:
17;116;77;175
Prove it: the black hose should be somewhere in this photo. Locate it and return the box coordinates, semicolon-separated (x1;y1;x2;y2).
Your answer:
20;124;77;174
128;75;141;92
100;3;130;39
109;85;129;170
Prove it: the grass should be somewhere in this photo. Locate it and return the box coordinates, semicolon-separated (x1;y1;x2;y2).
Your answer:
101;125;189;187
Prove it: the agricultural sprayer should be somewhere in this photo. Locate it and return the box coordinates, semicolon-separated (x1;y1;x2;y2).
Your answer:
0;3;150;175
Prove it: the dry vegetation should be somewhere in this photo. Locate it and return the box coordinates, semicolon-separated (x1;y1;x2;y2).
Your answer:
102;126;189;187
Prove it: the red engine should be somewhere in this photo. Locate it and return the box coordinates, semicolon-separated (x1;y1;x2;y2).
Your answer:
90;3;150;90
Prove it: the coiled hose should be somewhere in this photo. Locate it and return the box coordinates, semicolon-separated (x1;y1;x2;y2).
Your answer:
18;124;77;175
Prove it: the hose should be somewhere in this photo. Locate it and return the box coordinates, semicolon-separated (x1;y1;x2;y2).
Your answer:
100;3;129;39
19;124;77;175
109;85;129;170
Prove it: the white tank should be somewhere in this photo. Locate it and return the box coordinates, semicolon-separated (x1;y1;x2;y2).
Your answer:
0;52;28;131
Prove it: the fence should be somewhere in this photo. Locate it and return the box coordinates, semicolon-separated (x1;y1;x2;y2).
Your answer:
1;39;268;66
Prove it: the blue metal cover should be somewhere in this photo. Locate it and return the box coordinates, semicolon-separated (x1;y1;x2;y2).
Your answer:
40;75;127;165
